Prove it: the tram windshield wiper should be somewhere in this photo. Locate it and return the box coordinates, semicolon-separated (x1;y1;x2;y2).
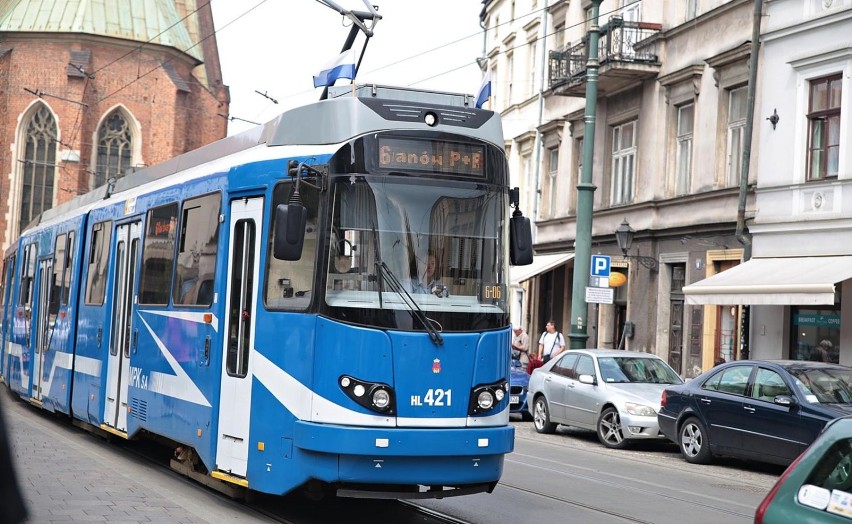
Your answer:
370;226;443;346
376;261;444;346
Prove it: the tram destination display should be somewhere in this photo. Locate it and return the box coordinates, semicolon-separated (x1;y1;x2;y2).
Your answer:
378;137;485;176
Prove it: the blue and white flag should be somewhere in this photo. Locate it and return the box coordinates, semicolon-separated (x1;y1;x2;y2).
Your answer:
313;50;357;88
475;69;491;109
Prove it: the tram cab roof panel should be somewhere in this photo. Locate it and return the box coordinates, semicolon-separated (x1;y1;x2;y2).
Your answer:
262;84;505;149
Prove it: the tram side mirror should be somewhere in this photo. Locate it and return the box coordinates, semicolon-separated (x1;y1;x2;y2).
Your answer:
510;215;533;266
273;204;307;260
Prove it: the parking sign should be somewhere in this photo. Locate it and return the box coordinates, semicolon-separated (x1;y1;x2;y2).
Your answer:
591;255;611;277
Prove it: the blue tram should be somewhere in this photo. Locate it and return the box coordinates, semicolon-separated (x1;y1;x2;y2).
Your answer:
0;84;533;499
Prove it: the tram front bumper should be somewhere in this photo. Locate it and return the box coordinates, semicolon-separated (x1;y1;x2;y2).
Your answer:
293;421;514;485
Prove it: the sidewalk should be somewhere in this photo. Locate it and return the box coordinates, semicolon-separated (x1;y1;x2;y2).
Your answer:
1;389;271;523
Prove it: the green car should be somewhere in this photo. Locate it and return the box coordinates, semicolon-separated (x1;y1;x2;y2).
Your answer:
757;416;852;523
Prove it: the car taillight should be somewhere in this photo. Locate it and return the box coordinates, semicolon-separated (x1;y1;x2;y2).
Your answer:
660;390;667;408
754;451;805;524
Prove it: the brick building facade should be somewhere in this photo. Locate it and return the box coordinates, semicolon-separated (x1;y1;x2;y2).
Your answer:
0;0;229;249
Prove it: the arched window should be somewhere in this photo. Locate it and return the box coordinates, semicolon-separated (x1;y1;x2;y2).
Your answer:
20;104;57;233
95;110;133;187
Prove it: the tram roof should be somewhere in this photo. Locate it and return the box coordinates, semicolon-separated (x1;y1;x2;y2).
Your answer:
32;84;504;230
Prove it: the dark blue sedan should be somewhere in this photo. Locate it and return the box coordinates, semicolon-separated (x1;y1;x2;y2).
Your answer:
509;358;532;420
658;360;852;466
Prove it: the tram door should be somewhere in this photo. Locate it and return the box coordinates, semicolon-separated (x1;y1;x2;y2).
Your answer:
104;222;141;432
32;259;53;401
216;198;262;477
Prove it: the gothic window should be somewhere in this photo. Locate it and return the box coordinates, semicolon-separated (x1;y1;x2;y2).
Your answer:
20;105;57;233
95;110;133;188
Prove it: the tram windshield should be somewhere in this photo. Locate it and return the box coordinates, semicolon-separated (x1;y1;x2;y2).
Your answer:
324;176;508;331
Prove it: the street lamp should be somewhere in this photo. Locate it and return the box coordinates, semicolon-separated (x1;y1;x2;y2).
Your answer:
615;219;659;271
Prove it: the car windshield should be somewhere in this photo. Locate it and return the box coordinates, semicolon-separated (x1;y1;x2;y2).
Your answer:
788;367;852;404
598;357;683;384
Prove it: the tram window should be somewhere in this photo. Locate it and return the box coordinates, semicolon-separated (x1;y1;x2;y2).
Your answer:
62;231;74;305
173;193;220;307
19;243;36;306
139;203;178;306
227;219;255;377
265;180;319;310
85;221;112;306
49;234;66;320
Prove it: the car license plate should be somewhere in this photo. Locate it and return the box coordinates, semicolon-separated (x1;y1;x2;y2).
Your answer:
510;395;520;405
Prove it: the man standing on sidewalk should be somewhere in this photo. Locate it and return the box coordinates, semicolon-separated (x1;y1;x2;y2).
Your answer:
0;395;27;523
537;320;566;364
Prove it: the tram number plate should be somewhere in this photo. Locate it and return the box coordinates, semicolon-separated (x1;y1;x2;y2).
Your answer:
411;388;452;407
510;395;520;405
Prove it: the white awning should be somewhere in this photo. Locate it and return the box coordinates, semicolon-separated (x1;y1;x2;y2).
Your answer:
510;252;574;286
683;256;852;305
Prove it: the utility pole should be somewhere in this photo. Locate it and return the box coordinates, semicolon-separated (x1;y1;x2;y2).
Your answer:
568;0;602;349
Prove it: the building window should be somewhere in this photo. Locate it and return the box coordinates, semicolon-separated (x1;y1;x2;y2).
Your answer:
726;87;747;187
807;74;842;181
554;23;565;51
522;153;534;216
686;0;697;20
611;121;636;206
20;104;57;234
547;148;559;217
529;40;538;98
506;52;514;107
675;103;694;195
95;110;133;188
790;306;840;363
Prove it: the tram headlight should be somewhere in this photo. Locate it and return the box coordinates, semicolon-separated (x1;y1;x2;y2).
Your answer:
477;391;494;410
339;375;396;415
468;379;509;416
372;388;391;410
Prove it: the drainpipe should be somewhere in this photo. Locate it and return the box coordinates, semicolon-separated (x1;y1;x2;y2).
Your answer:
736;0;763;359
568;0;602;349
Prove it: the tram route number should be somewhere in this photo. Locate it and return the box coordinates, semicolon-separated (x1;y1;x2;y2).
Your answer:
410;388;452;407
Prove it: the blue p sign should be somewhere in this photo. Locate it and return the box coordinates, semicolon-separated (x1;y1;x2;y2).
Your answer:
591;255;611;277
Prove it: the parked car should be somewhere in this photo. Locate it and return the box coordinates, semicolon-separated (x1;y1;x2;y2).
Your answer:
509;358;532;420
755;416;852;523
526;349;683;448
658;360;852;467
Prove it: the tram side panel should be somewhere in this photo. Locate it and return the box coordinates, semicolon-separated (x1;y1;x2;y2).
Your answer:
72;210;119;425
1;249;17;383
121;177;228;469
32;217;87;414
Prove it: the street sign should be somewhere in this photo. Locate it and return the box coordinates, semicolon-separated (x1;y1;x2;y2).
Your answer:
585;286;614;304
591;255;611;278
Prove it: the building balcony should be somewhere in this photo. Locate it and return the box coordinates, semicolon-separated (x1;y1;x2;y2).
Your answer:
548;16;662;97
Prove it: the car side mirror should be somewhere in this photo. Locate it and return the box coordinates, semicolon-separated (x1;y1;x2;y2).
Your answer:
578;374;596;385
774;395;798;408
273;204;307;260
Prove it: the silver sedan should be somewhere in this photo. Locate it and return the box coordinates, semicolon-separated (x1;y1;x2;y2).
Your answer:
527;349;683;449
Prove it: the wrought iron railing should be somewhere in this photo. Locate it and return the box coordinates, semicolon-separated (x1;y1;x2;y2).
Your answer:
549;16;662;90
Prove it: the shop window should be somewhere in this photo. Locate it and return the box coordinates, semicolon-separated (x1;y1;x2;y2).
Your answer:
790;306;840;363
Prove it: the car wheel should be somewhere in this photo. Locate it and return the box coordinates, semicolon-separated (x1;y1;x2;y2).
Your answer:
597;407;629;449
533;396;556;434
679;417;713;464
